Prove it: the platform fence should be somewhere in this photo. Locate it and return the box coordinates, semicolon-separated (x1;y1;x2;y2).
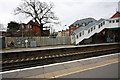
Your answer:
5;37;71;48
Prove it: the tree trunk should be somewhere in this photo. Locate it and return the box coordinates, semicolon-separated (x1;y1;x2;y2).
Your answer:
40;24;43;36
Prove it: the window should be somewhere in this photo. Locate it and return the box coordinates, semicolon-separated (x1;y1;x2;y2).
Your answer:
79;33;81;37
77;24;79;27
30;25;32;28
26;25;28;29
76;25;79;27
98;25;101;28
71;25;73;27
91;27;93;32
112;20;115;23
109;20;111;23
77;35;79;39
82;23;86;26
101;23;103;27
88;29;90;34
116;19;119;23
82;31;84;35
103;21;105;25
94;26;95;30
71;30;73;33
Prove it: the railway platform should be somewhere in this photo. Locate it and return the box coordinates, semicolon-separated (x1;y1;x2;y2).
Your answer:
1;53;119;78
1;42;119;72
1;42;118;53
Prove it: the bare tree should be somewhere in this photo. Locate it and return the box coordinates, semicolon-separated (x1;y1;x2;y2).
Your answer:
14;0;59;35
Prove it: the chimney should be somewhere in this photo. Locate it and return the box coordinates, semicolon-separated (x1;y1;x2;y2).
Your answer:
118;1;120;12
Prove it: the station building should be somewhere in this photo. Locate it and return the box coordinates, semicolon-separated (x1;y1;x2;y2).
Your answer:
71;11;120;45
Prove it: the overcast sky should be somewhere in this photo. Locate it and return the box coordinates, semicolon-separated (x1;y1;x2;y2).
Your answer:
0;0;119;31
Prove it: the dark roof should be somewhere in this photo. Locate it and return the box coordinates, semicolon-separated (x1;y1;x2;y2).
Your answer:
70;18;96;27
27;20;40;26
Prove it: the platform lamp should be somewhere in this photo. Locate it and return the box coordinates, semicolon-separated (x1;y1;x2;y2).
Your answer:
21;24;24;47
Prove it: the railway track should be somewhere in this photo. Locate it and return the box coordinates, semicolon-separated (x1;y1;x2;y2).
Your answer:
2;44;120;72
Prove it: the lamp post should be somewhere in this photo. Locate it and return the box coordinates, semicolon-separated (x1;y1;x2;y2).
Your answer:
21;24;24;47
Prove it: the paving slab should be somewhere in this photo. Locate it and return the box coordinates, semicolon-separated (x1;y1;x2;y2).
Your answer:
59;69;69;75
63;61;81;68
44;72;54;78
52;71;62;77
3;67;44;78
44;64;65;73
28;74;45;78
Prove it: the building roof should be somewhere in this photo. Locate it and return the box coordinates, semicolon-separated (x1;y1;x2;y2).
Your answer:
74;27;85;34
95;18;105;24
27;20;40;26
85;18;105;29
69;18;96;28
84;22;96;29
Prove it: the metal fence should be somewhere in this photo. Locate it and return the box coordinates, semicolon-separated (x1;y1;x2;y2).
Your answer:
0;37;2;49
5;37;71;48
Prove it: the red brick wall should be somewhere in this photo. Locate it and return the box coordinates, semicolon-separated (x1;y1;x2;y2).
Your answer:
111;12;120;18
32;26;41;36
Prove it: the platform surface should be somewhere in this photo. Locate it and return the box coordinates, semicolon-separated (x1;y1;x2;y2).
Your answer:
1;43;118;53
2;53;119;78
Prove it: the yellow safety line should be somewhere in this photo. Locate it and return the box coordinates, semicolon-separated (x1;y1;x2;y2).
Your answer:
31;58;34;60
40;57;43;59
51;60;119;79
36;57;39;59
9;60;14;63
21;59;24;61
15;59;19;62
3;61;7;63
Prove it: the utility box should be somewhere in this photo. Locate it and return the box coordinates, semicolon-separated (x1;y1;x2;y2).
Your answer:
30;41;36;47
0;37;5;49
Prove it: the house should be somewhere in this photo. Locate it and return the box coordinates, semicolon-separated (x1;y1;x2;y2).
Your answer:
71;11;120;45
19;20;50;37
57;31;62;37
57;29;69;37
7;20;50;37
64;29;69;37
